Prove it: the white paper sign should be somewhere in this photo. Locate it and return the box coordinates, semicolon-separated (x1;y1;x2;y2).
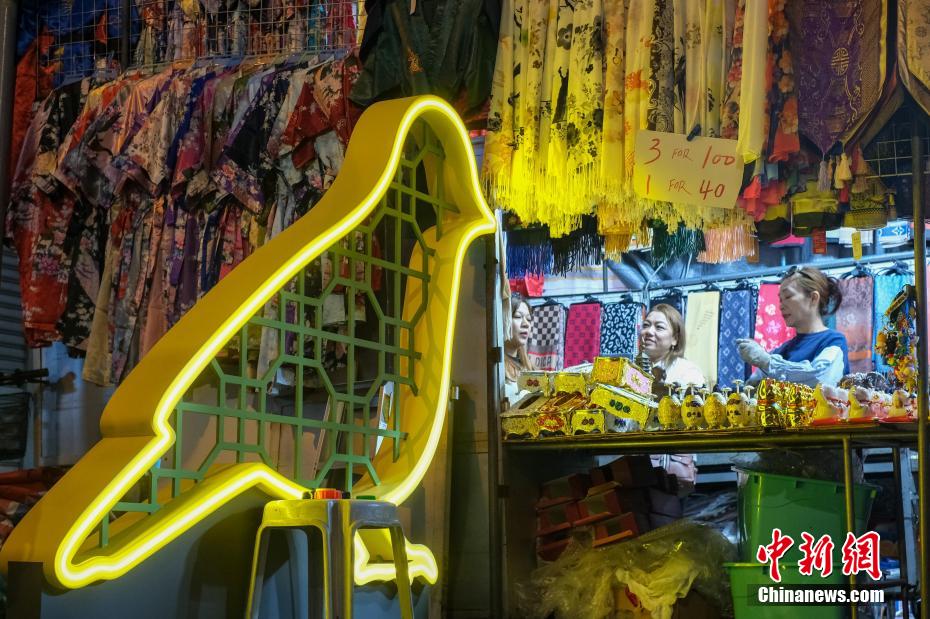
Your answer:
633;130;744;209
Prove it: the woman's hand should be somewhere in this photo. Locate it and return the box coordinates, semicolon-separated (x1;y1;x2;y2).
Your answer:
737;338;771;371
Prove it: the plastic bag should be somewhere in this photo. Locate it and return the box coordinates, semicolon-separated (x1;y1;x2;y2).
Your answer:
520;521;736;619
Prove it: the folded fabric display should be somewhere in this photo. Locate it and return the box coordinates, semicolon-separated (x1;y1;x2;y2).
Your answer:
528;303;567;371
837;275;875;373
563;302;603;367
7;55;366;386
877;221;912;248
789;180;842;236
717;287;755;386
828;228;874;247
600;301;644;360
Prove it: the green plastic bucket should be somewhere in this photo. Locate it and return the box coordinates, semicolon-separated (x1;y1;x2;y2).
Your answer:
726;562;846;619
736;468;878;562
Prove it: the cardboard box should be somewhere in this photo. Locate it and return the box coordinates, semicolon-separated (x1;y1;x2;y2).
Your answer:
537;473;592;509
648;513;679;530
648;488;683;518
574;484;651;525
536;529;571;562
536;501;580;537
591;456;657;487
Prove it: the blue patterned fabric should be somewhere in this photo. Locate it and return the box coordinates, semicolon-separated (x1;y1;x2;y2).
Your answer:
652;292;685;317
717;288;754;387
873;273;912;372
600;302;643;359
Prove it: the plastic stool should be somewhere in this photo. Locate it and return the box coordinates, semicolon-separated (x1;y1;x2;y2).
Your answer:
247;499;414;619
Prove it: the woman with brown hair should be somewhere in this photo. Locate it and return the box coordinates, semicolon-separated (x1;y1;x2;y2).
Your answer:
504;293;534;396
738;266;849;387
640;304;706;388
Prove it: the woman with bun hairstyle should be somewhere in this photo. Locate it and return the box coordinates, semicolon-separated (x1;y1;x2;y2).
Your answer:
738;266;849;387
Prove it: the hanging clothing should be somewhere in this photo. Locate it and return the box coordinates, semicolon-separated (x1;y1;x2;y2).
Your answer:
754;282;795;351
351;0;500;115
684;290;720;387
836;275;875;374
7;80;87;348
599;302;643;360
9;57;362;387
563;302;602;368
717;287;754;387
527;303;567;372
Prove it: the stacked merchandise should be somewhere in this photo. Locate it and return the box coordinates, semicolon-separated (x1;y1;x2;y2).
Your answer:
7;55;362;386
534;456;682;562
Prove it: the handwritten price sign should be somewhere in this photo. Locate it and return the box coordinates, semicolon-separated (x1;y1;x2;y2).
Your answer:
633;130;744;209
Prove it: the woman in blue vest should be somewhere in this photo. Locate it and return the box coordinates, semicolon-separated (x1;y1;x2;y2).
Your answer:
737;266;850;387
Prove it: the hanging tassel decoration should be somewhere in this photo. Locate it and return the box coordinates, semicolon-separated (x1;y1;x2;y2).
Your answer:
817;159;830;192
834;153;853;189
551;215;603;275
504;224;554;278
650;221;707;267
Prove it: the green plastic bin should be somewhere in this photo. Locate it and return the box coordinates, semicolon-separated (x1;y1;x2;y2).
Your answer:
726;562;846;619
736;468;878;562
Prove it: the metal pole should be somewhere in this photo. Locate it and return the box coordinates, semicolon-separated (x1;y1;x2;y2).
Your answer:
843;437;858;619
910;112;930;619
531;250;916;302
894;448;911;619
485;234;503;618
0;0;17;283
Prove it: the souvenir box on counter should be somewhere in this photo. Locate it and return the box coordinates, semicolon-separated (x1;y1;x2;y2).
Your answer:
501;391;609;439
503;358;658;441
591;356;653;394
518;371;552;395
590;384;658;426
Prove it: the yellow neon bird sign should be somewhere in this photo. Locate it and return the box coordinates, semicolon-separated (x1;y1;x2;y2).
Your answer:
0;96;496;589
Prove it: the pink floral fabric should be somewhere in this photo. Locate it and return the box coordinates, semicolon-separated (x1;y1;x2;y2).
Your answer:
754;283;796;351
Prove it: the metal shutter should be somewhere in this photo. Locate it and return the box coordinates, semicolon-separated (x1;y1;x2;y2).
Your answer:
0;248;27;374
